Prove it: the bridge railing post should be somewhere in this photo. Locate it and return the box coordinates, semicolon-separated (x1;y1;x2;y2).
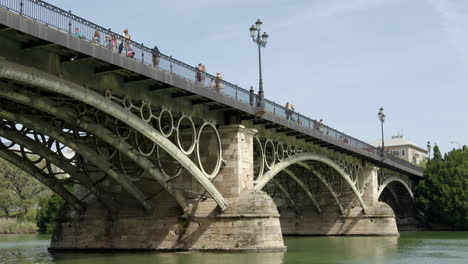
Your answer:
170;56;173;74
19;0;23;15
141;43;144;63
68;10;72;34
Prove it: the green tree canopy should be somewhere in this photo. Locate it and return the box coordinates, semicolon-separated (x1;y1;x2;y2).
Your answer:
0;157;49;219
415;145;468;229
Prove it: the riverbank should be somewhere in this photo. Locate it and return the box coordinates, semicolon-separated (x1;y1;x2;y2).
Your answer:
0;218;36;234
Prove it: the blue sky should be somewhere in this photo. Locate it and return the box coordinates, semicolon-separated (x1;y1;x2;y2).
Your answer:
47;0;468;154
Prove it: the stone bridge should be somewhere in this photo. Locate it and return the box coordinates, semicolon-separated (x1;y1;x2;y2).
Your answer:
0;0;423;252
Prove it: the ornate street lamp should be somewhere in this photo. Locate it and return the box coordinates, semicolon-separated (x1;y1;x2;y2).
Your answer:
249;19;269;107
378;107;386;157
427;141;431;159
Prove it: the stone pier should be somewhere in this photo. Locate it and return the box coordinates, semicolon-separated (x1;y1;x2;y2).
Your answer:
50;125;285;252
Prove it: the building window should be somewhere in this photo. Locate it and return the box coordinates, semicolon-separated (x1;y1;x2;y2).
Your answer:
402;150;405;156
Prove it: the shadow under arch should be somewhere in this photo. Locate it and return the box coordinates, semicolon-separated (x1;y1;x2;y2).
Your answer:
254;152;368;213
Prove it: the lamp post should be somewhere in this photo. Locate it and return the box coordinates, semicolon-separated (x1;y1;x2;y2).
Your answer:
378;107;386;157
427;141;431;159
249;19;269;107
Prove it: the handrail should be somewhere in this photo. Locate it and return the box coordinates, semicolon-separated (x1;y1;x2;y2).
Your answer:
0;0;423;174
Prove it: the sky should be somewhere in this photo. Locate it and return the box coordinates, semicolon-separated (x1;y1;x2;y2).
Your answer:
46;0;468;154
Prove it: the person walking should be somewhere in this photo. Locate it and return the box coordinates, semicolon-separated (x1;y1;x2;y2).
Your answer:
92;31;101;44
110;35;117;51
152;46;160;67
74;27;84;39
215;72;223;92
201;64;206;85
122;29;131;55
104;35;111;48
196;63;203;83
285;102;291;120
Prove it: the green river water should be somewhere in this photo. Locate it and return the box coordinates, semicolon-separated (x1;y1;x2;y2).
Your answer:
0;232;467;264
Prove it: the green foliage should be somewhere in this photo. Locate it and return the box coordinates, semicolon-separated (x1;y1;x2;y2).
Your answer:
415;145;468;229
36;193;65;234
0;218;37;234
0;157;50;220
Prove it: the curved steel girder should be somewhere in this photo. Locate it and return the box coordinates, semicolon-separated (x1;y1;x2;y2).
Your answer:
282;168;321;214
0;87;188;211
296;162;345;215
254;152;368;214
271;179;297;209
0;110;151;211
0;147;85;212
0;61;227;211
377;177;414;200
0;124;117;210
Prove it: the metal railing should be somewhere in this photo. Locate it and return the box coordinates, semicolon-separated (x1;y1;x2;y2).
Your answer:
0;0;423;173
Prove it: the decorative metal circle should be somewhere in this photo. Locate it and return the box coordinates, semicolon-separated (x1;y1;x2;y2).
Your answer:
253;136;264;181
285;144;291;157
95;137;117;160
176;114;196;155
158;108;174;137
114;119;132;140
95;110;109;125
156;146;183;178
276;142;285;162
117;152;145;181
77;104;87;115
134;132;156;157
105;89;112;99
196;122;222;179
123;96;133;110
264;139;276;169
140;101;152;122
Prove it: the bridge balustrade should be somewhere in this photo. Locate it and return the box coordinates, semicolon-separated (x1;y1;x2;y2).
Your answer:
0;0;422;174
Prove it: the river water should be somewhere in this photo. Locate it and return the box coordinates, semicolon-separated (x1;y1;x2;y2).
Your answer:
0;232;467;264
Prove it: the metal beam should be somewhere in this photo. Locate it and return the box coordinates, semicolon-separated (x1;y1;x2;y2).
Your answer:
253;152;368;214
283;169;321;214
0;125;117;211
21;39;57;50
0;110;152;211
95;64;122;74
148;84;175;91
0;61;228;211
0;147;85;212
0;86;189;211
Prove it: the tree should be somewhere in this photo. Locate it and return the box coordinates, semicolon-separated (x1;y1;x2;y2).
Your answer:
415;145;468;229
36;193;65;234
0;157;49;219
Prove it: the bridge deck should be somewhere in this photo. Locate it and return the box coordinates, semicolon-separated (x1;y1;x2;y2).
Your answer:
0;0;423;177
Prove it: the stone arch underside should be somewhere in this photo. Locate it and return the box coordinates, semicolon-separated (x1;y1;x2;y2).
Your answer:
254;152;368;214
0;60;227;211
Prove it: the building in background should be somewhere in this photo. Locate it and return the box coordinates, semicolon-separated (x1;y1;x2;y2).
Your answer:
370;135;428;165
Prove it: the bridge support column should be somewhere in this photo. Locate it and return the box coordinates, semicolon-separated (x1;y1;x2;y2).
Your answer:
50;125;285;252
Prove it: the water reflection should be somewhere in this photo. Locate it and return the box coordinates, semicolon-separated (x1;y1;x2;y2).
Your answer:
2;233;468;264
51;251;285;264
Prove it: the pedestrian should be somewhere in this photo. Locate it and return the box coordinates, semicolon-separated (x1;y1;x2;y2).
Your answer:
196;63;203;83
104;35;111;48
92;31;101;44
122;29;131;54
215;72;223;92
152;46;160;67
201;64;206;84
127;47;135;58
319;119;325;134
110;35;117;51
285;102;290;120
74;27;84;39
290;104;295;121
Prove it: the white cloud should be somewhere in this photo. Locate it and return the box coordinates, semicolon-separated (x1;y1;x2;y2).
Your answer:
429;0;468;67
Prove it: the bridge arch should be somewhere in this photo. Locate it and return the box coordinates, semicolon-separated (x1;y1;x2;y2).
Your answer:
0;60;227;211
377;177;414;200
254;152;368;213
